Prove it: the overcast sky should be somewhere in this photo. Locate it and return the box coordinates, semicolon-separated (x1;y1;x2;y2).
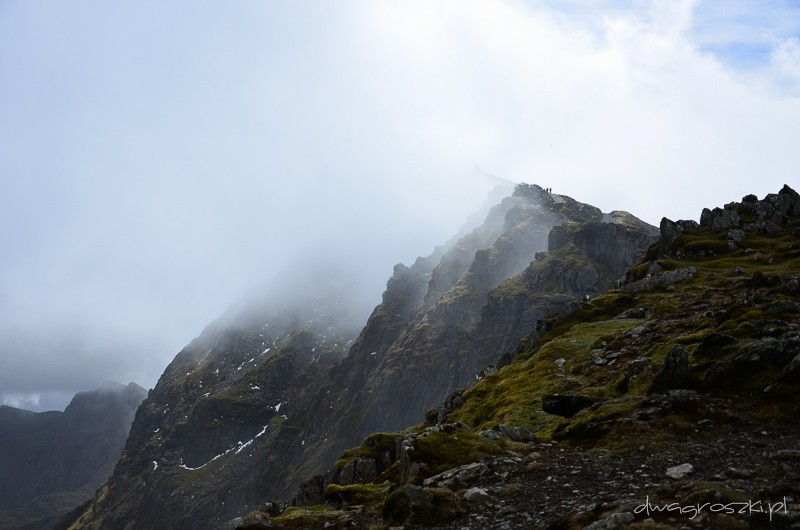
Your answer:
1;1;799;411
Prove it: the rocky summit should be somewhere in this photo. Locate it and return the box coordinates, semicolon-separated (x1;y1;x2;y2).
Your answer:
66;184;800;530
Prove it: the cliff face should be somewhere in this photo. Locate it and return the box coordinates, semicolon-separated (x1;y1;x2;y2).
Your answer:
69;183;657;530
305;186;658;457
0;382;146;530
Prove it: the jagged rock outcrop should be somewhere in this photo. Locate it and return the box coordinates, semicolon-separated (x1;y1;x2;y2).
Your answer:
657;184;800;258
0;382;146;530
306;186;656;451
648;344;691;393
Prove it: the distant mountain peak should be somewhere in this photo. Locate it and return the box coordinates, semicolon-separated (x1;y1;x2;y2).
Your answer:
0;383;145;528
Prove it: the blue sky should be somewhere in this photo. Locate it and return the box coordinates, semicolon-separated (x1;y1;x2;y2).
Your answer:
692;0;800;67
1;0;798;411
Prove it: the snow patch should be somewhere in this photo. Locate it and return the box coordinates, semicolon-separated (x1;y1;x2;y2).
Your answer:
179;424;269;470
235;424;269;455
180;450;228;471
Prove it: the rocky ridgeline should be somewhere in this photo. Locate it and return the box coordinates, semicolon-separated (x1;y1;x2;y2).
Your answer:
228;185;800;529
658;184;800;258
67;183;662;530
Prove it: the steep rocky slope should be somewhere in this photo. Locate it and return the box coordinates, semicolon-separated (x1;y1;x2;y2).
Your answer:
68;184;656;529
294;186;658;484
66;287;365;530
0;382;146;530
236;185;800;530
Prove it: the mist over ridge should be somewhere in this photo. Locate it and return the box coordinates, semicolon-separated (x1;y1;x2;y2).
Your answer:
1;1;799;411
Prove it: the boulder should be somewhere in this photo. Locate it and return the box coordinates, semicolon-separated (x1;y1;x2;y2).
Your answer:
666;463;694;479
658;218;699;257
624;267;697;294
464;487;491;503
495;424;537;442
334;457;377;486
422;462;489;488
382;484;464;525
649;345;691;393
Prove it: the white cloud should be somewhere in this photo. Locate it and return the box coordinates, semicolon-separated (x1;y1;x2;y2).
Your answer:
1;393;41;410
0;0;798;407
769;37;800;91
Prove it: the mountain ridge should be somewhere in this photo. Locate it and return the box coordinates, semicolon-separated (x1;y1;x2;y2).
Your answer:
0;382;146;530
67;183;662;529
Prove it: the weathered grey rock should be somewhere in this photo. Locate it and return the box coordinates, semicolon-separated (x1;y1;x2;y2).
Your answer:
610;512;634;524
397;436;420;484
704;331;800;389
771;449;800;461
727;229;747;243
293;472;333;506
727;467;754;479
624;267;697;294
335;457;377;486
632;406;665;421
617;357;653;393
700;207;742;231
422;462;489;488
480;429;505;440
666;463;694;479
496;424;537;442
383;484;464;525
464;487;491;503
384;485;430;524
649;345;691;393
541;394;597;418
666;389;700;407
658;218;699;257
225;517;245;530
355;458;378;484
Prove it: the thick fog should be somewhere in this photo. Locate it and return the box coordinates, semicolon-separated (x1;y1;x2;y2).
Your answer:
1;1;799;411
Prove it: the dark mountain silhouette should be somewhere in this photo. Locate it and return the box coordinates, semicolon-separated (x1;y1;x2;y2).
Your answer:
0;382;146;530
